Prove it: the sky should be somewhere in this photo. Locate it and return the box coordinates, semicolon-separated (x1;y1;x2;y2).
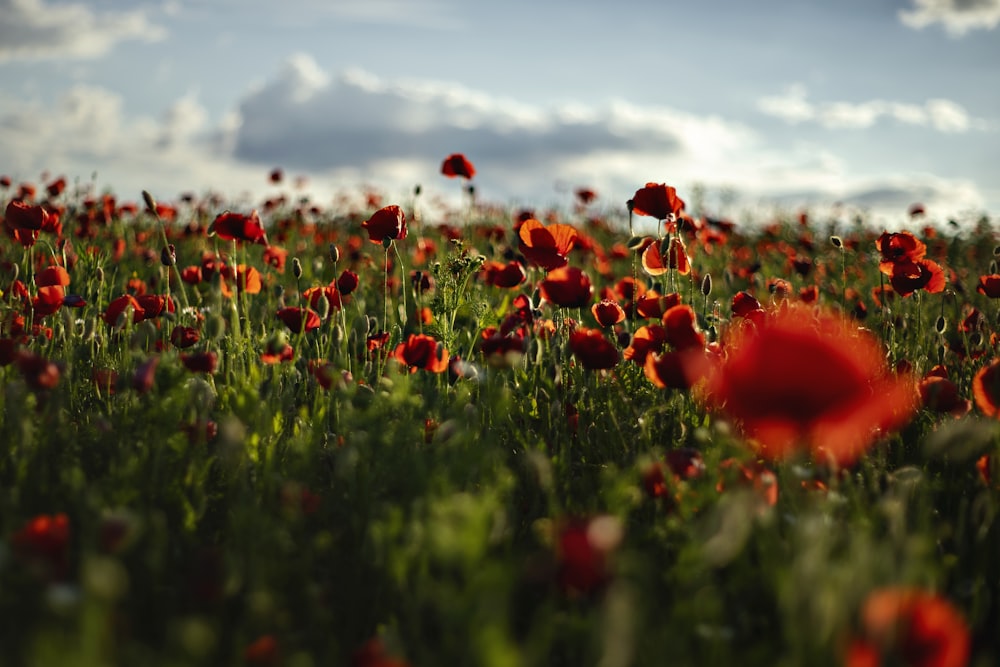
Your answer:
1;0;998;225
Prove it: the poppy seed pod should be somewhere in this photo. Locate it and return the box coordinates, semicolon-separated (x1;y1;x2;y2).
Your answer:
142;190;157;213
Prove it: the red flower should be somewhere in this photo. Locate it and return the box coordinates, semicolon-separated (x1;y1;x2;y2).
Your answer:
876;231;926;270
36;266;70;287
640;237;690;276
518;219;578;270
15;351;60;390
102;295;145;326
277;307;321;333
363;204;407;244
555;516;622;597
591;299;626;327
220;264;262;297
662;305;704;351
441;153;476;180
31;285;65;317
973;359;1000;418
245;634;280;667
482;260;527;288
337;269;360;295
631;182;685;221
976;274;1000;298
634;291;681;320
263;245;288;272
12;513;71;580
180;351;218;374
889;259;946;297
694;306;916;466
479;327;527;366
5;199;50;231
846;588;970;667
392;333;449;373
170;325;201;348
539;266;593;308
623;325;667;365
918;374;970;417
569;328;619;370
210;210;268;245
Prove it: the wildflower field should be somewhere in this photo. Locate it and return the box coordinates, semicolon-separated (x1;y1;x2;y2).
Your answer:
1;159;999;667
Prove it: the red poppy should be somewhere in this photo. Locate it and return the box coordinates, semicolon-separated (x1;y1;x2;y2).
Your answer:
731;291;765;320
846;588;969;667
31;285;65;317
539;266;593;309
102;294;145;326
640;239;667;276
220;264;262;297
876;231;926;271
623;325;667;365
303;285;342;313
479;327;527;367
631;182;685;221
569;328;619;370
135;294;175;321
645;351;695;389
889;258;946;297
262;245;288;272
36;266;70;287
392;333;449;373
181;266;203;284
276;307;321;333
973;359;1000;418
441;153;476;180
132;356;159;393
366;331;391;356
16;350;61;391
180;351;218;374
12;513;71;580
261;344;294;364
662;305;704;351
976;274;1000;298
210;210;268;245
634;291;681;320
245;634;280;667
555;516;622;597
4;199;50;231
482;260;527;288
591;298;626;327
693;306;916;465
170;325;201;348
337;269;360;295
918;375;970;417
363;204;407;244
518;218;578;271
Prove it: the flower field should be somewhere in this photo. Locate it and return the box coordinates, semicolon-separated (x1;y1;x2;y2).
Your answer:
1;161;999;666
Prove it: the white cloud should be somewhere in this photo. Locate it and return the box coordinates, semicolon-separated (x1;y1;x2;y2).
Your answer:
899;0;1000;36
757;84;980;134
0;55;990;222
0;0;167;63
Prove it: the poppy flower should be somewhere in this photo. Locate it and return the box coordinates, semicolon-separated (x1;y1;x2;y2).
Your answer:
662;305;704;351
262;245;288;272
135;294;175;321
518;218;578;271
591;299;626;327
973;359;1000;418
102;295;145;326
889;259;946;297
634;291;681;320
366;331;391;357
210;210;268;245
569;328;619;370
540;266;593;309
132;356;159;393
220;264;262;297
16;350;61;391
731;291;765;320
976;274;1000;298
441;153;476;180
31;285;65;317
631;182;685;222
645;350;696;389
36;266;70;287
555;516;622;597
392;333;449;373
276;307;321;333
180;351;218;374
918;375;970;417
482;260;527;288
876;231;926;271
245;634;280;667
337;269;360;295
623;325;667;365
4;199;50;231
303;285;342;313
846;588;969;667
641;237;690;276
479;327;527;367
363;204;407;244
693;306;916;466
12;513;71;580
170;325;201;349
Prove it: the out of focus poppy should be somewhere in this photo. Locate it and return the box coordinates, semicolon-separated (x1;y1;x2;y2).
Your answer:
973;359;1000;418
441;153;476;180
976;274;1000;298
555;516;622;597
631;182;685;222
12;513;70;580
210;210;268;245
276;307;321;333
180;351;218;374
623;325;667;365
482;260;527;288
569;328;619;370
540;266;593;308
846;587;969;667
518;219;577;270
693;306;916;466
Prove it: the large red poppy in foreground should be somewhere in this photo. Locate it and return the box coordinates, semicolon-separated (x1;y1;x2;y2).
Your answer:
695;307;916;465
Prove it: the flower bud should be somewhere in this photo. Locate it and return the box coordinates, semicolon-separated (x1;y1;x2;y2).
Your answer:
292;257;303;280
161;244;176;267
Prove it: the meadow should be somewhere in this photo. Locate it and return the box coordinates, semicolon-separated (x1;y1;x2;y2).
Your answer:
1;159;998;666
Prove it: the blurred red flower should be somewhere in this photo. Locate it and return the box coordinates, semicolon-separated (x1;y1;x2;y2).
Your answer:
623;325;667;365
540;266;593;308
694;307;916;465
170;325;201;348
12;513;70;580
210;210;268;245
102;294;145;326
555;516;622;597
976;274;1000;298
569;328;619;370
631;182;685;222
277;307;321;333
392;333;449;373
846;588;969;667
973;359;1000;418
180;351;218;374
482;260;527;288
36;266;70;287
363;204;407;244
441;153;476;180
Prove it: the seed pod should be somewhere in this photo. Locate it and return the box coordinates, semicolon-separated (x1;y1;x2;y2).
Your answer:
830;235;843;249
935;316;947;334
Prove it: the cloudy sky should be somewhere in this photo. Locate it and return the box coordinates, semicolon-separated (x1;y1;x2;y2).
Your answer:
1;0;998;223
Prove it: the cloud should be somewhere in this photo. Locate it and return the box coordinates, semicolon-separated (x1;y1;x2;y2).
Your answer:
0;0;166;63
756;85;984;133
899;0;1000;36
0;55;990;222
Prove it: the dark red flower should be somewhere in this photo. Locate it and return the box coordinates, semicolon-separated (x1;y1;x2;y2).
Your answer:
479;327;527;366
591;298;626;327
180;351;218;374
518;219;578;271
441;153;476;180
16;350;60;390
889;259;946;297
276;307;321;333
876;231;926;270
392;333;449;373
662;305;704;351
12;513;70;580
694;306;916;465
4;199;50;231
170;325;201;348
31;285;65;317
539;266;593;308
102;294;145;326
363;204;407;244
555;516;622;597
210;210;268;245
482;260;527;288
846;588;969;667
245;634;280;667
634;291;681;320
569;328;619;370
976;274;1000;298
631;182;685;221
919;375;970;417
36;266;70;287
973;359;1000;418
337;269;360;295
132;356;159;393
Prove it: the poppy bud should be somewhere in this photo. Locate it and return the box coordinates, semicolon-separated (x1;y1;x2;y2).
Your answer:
626;199;635;213
142;190;156;213
701;274;713;297
990;260;998;275
935;316;947;334
292;258;302;280
161;244;176;267
993;245;1000;257
96;267;104;284
626;236;645;251
315;293;330;320
466;184;475;198
830;235;843;249
332;324;344;345
205;313;225;341
329;244;340;264
414;184;422;196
